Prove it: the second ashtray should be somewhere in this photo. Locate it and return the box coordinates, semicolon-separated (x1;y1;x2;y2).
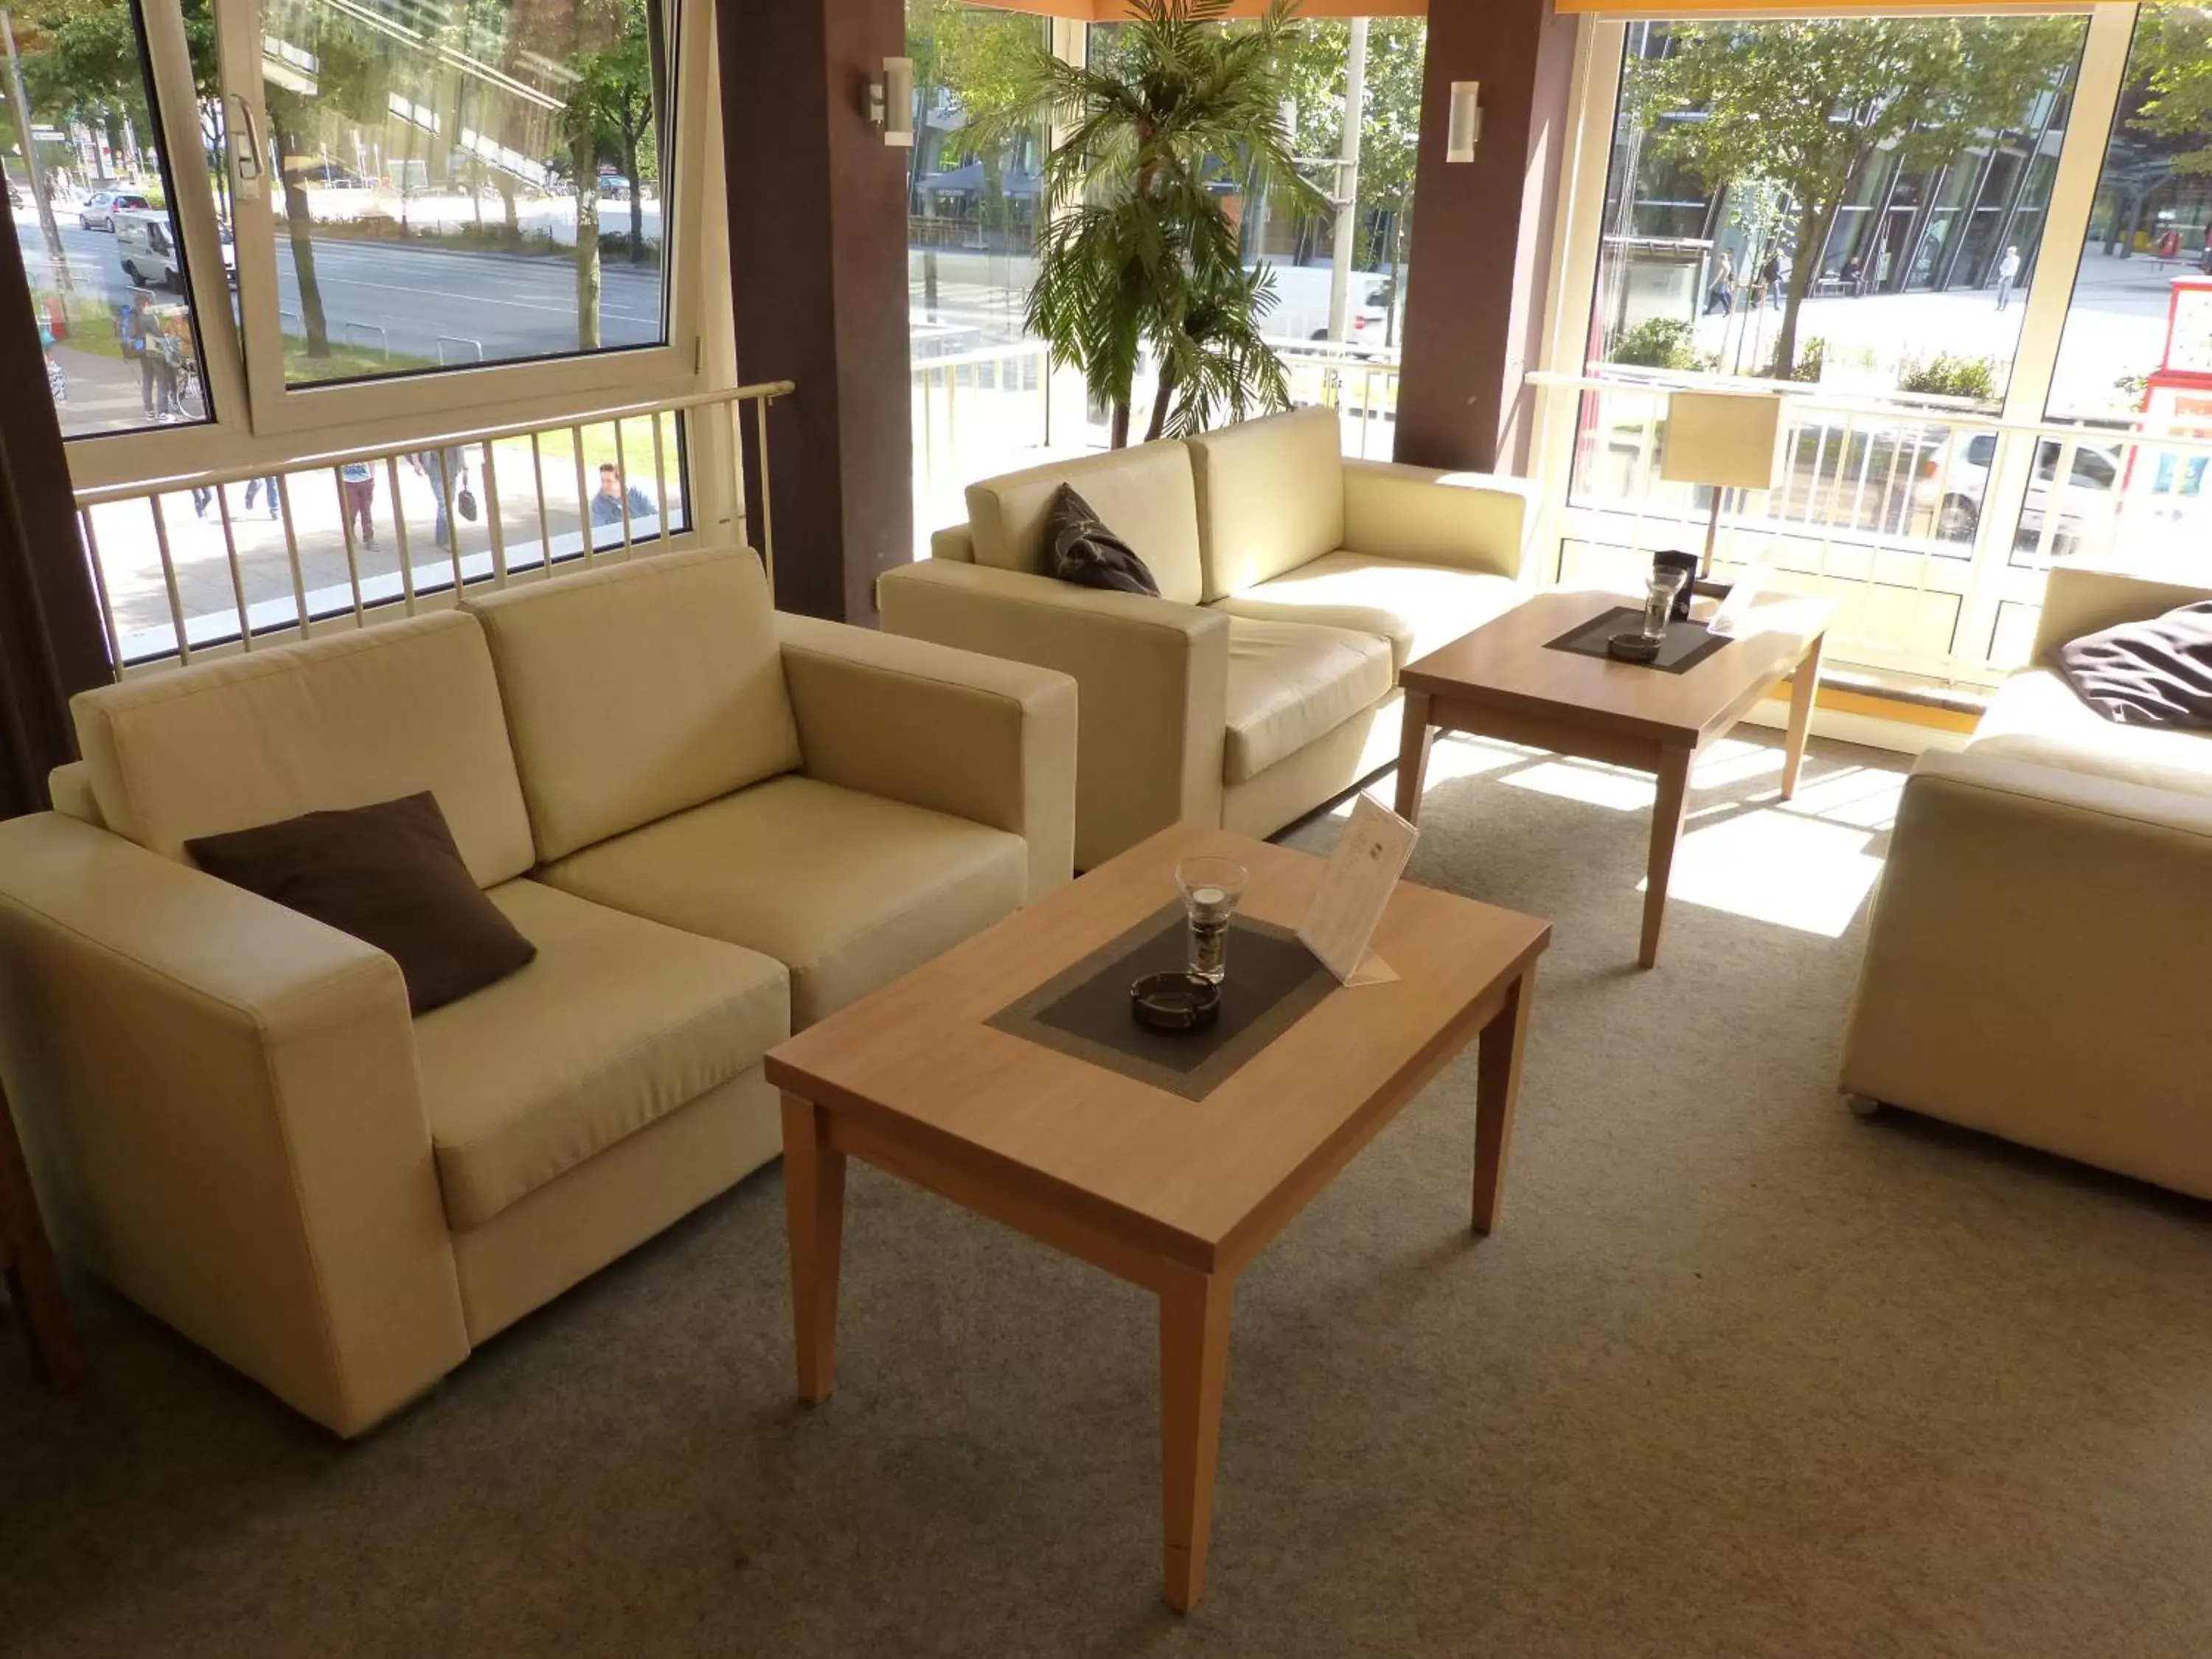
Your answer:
1130;971;1222;1032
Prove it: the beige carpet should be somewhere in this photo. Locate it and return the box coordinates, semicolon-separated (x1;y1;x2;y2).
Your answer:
7;728;2212;1658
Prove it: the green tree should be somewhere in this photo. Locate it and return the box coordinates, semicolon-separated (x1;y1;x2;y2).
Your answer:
570;0;655;263
905;0;1038;224
1271;18;1423;274
977;0;1324;448
1627;17;2081;377
2135;4;2212;174
262;15;380;358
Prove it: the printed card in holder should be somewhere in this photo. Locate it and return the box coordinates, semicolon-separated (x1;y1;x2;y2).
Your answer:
1297;796;1419;986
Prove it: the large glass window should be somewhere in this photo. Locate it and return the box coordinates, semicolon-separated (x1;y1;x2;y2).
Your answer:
253;0;670;386
1590;17;2087;400
7;0;219;437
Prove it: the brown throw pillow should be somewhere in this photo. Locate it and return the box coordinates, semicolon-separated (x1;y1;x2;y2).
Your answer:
2055;600;2212;728
1046;483;1160;597
185;792;537;1015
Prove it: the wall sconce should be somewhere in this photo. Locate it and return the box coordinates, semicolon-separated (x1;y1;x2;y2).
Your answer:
871;57;915;148
1446;81;1481;163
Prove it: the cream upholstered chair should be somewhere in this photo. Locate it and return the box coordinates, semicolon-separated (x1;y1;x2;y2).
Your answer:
1842;562;2212;1196
0;546;1074;1434
879;405;1537;868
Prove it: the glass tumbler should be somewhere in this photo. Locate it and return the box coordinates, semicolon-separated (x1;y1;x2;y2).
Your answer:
1642;566;1690;644
1175;856;1248;985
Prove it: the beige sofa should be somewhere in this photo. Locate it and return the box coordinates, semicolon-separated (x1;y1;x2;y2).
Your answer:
880;406;1537;867
1842;562;2212;1196
0;546;1075;1434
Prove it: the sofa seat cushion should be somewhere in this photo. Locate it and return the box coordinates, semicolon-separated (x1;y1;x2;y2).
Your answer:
1209;552;1523;672
417;879;789;1232
1222;619;1393;785
1967;667;2212;801
540;775;1028;1029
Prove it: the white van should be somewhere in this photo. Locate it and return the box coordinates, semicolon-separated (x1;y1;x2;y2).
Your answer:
1255;261;1394;347
116;209;236;290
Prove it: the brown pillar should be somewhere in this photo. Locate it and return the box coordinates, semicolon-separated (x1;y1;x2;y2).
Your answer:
719;0;911;622
0;224;109;817
1396;0;1580;476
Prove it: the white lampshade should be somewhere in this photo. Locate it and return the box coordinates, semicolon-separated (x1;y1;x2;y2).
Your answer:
1660;391;1787;492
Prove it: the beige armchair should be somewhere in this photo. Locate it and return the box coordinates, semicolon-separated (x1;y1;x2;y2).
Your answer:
1842;562;2212;1197
880;406;1537;868
0;546;1075;1434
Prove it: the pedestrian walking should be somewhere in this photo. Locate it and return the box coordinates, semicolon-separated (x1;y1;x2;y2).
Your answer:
340;459;378;548
122;293;159;418
1761;249;1786;311
1704;249;1736;317
243;476;282;520
411;448;467;549
1994;245;2021;310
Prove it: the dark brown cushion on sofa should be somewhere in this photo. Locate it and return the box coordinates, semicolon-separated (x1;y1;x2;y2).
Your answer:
2055;600;2212;728
1046;483;1160;596
185;792;536;1015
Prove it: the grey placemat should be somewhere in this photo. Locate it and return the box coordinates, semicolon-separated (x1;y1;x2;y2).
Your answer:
1544;605;1733;675
987;904;1338;1102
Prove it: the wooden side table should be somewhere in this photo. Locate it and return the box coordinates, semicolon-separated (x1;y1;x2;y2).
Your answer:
0;1081;84;1393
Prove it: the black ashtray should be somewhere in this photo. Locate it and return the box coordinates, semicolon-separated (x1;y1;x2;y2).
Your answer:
1607;630;1662;664
1130;971;1221;1032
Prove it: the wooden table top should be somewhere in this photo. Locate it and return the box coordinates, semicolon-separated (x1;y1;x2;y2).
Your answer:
1401;588;1834;749
765;822;1549;1277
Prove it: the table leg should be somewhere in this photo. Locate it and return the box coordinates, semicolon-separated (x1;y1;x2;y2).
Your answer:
1393;690;1435;824
781;1092;846;1404
1472;969;1535;1235
1640;746;1694;970
0;1096;83;1394
1159;1266;1234;1613
1781;633;1824;801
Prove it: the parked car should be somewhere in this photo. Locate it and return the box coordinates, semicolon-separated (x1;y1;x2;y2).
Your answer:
1910;430;2122;555
79;188;153;230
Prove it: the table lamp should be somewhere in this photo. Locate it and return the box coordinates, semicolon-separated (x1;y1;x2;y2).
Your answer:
1659;389;1787;585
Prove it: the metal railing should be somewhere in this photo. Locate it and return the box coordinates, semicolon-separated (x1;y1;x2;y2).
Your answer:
1529;368;2212;686
75;380;793;676
1267;340;1402;461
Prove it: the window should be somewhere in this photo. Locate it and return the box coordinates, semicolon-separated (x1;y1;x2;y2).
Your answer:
7;0;221;437
246;0;671;389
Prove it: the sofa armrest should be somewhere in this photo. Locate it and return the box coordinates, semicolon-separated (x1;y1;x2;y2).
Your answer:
0;813;466;1436
2030;562;2212;661
776;612;1078;899
877;559;1230;869
1342;459;1538;581
1842;749;2212;1194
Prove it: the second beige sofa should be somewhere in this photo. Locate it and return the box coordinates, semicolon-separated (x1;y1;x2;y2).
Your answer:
880;405;1537;867
0;546;1075;1435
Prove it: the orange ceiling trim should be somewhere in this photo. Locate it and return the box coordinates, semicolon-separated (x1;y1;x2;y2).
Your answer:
1553;1;2093;11
952;0;1427;19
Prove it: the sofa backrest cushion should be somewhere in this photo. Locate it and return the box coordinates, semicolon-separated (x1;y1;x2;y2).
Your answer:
465;546;800;862
964;440;1204;605
73;611;535;886
1186;406;1346;600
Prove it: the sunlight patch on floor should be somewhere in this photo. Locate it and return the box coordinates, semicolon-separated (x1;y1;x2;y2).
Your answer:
1644;808;1886;938
1691;742;1786;790
1778;763;1907;832
1503;759;1658;812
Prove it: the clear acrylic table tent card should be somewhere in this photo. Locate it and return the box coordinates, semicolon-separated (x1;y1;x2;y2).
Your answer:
1296;794;1420;987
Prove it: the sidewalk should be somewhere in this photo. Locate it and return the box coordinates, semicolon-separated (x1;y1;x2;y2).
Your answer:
49;342;151;437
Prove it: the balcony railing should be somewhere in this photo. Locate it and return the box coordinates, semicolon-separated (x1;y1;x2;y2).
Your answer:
1531;369;2212;686
73;381;793;678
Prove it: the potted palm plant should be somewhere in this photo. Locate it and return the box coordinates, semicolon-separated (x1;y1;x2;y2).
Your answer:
978;0;1326;448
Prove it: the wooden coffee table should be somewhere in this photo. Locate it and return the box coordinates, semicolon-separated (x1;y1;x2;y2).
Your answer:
765;822;1549;1611
1394;588;1832;968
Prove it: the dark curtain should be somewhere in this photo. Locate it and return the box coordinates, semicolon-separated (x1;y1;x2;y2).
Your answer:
0;223;112;818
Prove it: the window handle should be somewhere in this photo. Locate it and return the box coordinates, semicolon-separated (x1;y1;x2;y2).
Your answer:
228;94;262;184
